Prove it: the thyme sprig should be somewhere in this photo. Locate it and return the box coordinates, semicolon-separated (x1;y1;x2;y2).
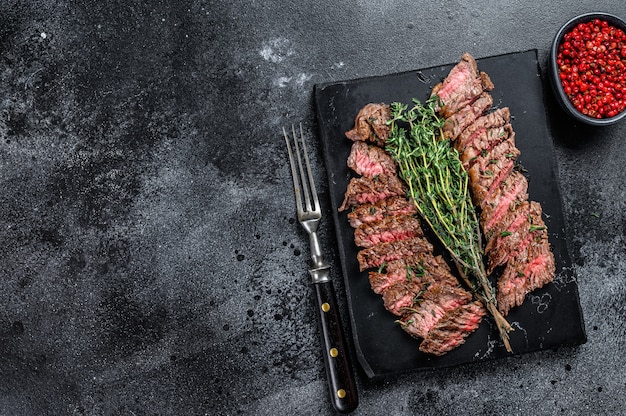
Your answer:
385;96;513;352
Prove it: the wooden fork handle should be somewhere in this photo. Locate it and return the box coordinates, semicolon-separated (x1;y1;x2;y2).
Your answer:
313;281;359;413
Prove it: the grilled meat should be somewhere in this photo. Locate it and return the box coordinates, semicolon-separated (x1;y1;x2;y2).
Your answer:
459;124;514;169
347;141;397;178
346;196;417;228
345;103;391;146
484;202;534;273
431;52;494;118
480;172;529;239
382;279;429;316
433;53;556;316
368;254;459;295
394;254;460;288
368;266;410;296
467;137;519;178
497;207;554;316
399;284;473;338
339;174;406;212
354;215;423;248
443;92;493;140
467;137;520;208
456;107;511;152
356;237;434;271
418;301;486;356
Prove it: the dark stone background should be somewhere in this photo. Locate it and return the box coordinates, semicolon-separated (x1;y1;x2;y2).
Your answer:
0;1;624;415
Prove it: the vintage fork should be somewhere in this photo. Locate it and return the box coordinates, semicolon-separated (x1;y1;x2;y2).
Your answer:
283;124;358;414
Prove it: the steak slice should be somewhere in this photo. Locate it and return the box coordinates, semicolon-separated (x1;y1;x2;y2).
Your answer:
467;134;519;176
356;237;434;271
347;196;417;228
418;301;486;356
459;124;514;169
483;201;530;259
344;103;391;147
443;92;493;140
456;107;511;151
369;268;408;295
382;279;427;316
497;202;555;315
467;139;519;207
399;284;473;338
400;254;459;288
368;253;459;294
480;171;529;235
431;52;494;118
339;174;406;212
347;141;397;178
354;215;423;248
485;202;535;274
369;258;428;296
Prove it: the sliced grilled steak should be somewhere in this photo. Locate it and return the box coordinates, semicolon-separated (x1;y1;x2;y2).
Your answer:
467;140;518;207
418;301;486;356
345;103;391;146
480;171;529;236
456;107;511;151
443;92;493;140
346;196;417;228
339;174;406;212
483;200;530;260
369;268;408;295
382;279;428;316
497;202;555;315
465;136;519;178
459;124;514;169
347;141;397;178
356;237;434;271
431;52;494;118
485;202;536;274
399;284;473;338
368;253;458;294
399;254;460;288
354;215;423;248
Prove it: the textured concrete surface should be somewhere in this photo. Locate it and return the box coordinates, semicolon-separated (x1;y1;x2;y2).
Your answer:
0;1;625;415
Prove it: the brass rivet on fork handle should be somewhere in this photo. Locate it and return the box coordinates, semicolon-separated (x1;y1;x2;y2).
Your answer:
283;123;359;413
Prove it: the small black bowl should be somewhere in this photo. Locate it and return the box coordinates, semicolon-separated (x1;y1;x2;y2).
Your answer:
549;12;626;126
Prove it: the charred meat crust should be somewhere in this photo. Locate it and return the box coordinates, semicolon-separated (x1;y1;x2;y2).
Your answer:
347;196;417;228
345;103;391;146
431;52;494;119
442;92;494;140
356;237;434;271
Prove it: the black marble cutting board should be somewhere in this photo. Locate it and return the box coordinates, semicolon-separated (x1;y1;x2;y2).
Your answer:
314;49;586;378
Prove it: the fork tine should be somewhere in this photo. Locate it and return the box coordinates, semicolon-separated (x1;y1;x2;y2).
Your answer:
298;123;319;212
283;126;303;215
292;124;313;213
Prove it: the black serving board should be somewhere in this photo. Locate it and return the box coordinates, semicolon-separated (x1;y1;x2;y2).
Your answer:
313;50;586;378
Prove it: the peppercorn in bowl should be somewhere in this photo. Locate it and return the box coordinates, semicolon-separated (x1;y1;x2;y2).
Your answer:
549;12;626;125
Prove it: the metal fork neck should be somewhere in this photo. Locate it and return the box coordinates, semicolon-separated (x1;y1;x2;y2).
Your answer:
308;231;331;283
